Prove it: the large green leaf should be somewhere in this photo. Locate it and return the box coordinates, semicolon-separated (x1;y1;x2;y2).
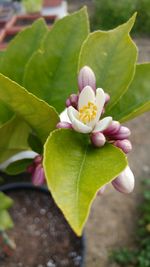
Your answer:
0;116;30;163
24;8;89;113
44;129;127;235
79;14;137;112
0;19;48;85
0;74;59;143
108;63;150;122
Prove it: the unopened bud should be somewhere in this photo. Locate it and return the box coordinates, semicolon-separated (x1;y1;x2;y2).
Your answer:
78;66;96;92
112;126;131;140
90;132;106;147
97;185;106;196
34;155;42;165
105;93;110;105
32;164;45;186
114;139;132;154
66;94;78;109
103;120;120;135
112;166;135;194
66;98;71;107
56;121;72;129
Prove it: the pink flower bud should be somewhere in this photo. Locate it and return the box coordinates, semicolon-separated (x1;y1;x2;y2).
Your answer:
111;126;131;140
32;164;45;186
78;66;96;92
56;121;72;129
105;93;110;105
97;185;107;196
90;132;106;147
70;94;78;108
66;98;71;107
27;164;35;174
34;155;42;165
112;166;135;194
103;120;120;135
114;139;132;154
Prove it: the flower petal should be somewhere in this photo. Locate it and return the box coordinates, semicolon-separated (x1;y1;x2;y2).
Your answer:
60;109;71;123
93;116;112;133
95;88;106;122
72;117;92;133
67;106;79;122
67;106;92;133
78;85;95;110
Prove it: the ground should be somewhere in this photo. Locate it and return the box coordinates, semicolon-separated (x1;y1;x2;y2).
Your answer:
67;1;150;266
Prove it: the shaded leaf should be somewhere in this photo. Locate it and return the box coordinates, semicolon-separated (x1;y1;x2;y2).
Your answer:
5;158;33;175
28;133;43;154
24;8;89;112
0;116;30;163
0;74;59;144
44;129;127;235
108;63;150;122
0;101;13;126
79;14;137;112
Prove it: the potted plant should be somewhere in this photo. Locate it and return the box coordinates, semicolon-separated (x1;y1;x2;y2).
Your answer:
0;7;149;265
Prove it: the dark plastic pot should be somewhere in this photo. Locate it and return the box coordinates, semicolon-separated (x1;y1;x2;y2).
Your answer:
0;182;86;267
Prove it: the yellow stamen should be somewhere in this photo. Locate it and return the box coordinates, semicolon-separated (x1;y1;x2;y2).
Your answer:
79;102;97;124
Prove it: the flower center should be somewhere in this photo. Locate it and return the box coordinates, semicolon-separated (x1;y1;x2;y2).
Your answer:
79;102;97;124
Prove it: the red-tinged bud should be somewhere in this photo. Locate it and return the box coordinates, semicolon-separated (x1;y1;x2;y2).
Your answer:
66;98;71;107
105;93;110;105
114;139;132;154
103;120;120;135
90;132;106;147
112;126;131;140
112;166;135;194
27;164;35;174
56;121;72;129
78;66;96;92
34;155;42;165
32;164;45;186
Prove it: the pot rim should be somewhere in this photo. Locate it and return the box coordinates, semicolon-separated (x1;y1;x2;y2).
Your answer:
0;182;86;267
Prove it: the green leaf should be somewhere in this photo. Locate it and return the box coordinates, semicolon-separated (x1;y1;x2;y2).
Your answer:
0;116;30;163
24;8;89;113
0;19;48;85
0;193;13;210
0;210;14;230
5;158;33;175
0;74;59;143
44;129;127;235
0;101;13;126
28;133;43;154
108;63;150;122
79;13;137;112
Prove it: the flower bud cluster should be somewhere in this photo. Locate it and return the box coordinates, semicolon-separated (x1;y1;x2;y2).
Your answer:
27;155;45;186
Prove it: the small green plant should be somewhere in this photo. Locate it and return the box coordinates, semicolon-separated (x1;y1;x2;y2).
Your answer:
111;179;150;267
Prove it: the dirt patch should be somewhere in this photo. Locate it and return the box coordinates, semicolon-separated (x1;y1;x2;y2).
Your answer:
0;189;83;267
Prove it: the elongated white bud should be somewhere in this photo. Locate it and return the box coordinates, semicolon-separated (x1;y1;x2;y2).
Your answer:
112;166;135;194
112;126;131;140
78;66;96;92
90;132;106;147
103;120;120;135
114;139;132;154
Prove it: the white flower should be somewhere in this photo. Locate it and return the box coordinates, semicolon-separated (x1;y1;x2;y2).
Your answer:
67;86;112;134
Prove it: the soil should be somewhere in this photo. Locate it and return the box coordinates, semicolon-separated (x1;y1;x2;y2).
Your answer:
0;189;84;267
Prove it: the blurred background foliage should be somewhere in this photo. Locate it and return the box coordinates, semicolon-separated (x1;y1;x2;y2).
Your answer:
91;0;150;36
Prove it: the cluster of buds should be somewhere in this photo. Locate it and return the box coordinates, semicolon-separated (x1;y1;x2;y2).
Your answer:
57;66;134;194
27;155;45;186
